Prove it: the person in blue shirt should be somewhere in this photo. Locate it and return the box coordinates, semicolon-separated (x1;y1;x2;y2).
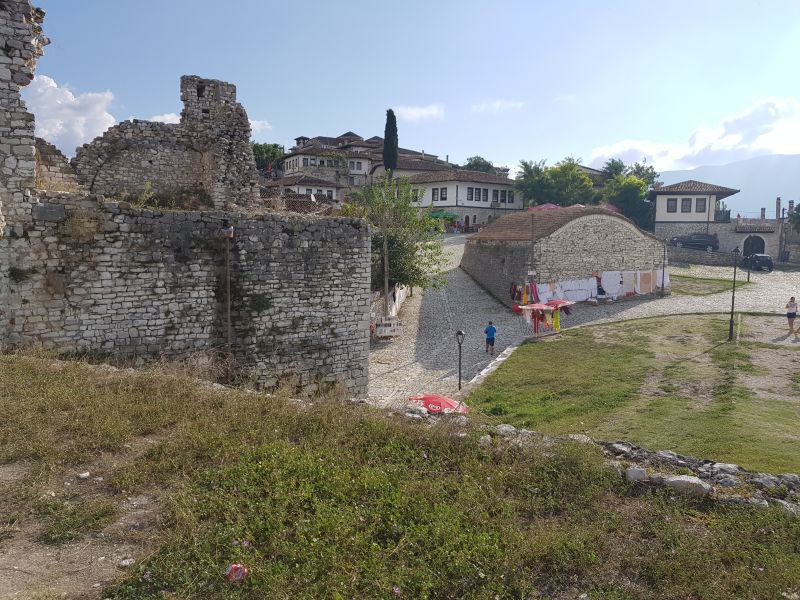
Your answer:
484;321;497;355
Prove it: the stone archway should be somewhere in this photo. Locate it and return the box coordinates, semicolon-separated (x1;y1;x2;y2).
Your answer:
743;235;765;257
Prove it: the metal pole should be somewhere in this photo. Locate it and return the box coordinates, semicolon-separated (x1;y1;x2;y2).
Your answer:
728;249;738;342
458;343;462;390
661;241;667;298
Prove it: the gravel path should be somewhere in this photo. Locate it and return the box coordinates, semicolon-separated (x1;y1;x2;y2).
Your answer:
367;235;800;402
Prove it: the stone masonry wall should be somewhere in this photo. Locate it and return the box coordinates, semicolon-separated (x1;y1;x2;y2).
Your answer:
5;192;370;394
461;214;666;307
1;1;372;396
460;240;532;307
72;75;260;212
655;221;781;257
534;215;665;281
34;137;80;191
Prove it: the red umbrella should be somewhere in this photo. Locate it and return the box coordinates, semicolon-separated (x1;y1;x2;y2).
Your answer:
409;394;470;414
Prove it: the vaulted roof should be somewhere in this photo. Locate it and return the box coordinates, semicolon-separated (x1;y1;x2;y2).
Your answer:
468;205;646;242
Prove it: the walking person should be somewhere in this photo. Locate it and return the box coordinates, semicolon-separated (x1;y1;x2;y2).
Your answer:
786;297;798;334
484;321;497;355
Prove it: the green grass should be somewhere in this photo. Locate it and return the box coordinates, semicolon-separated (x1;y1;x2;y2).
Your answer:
470;315;800;473
2;353;800;598
671;274;752;296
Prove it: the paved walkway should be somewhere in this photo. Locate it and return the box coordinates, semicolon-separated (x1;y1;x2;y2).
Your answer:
367;235;800;402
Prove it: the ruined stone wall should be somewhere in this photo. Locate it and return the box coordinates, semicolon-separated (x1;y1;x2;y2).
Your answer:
460;215;665;306
34;137;80;191
1;0;371;396
5;192;370;394
72;75;260;211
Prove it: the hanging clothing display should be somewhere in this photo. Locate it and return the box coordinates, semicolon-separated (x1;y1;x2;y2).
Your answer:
621;272;636;295
600;271;622;297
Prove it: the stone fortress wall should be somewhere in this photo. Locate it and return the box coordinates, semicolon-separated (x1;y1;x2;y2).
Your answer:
0;0;371;395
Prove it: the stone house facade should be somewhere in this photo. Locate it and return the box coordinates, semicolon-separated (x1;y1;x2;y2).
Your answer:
461;206;667;306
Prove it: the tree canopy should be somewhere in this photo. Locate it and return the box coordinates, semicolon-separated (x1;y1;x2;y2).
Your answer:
251;142;284;172
515;157;596;207
603;174;653;230
342;177;445;291
601;158;627;179
383;109;398;173
463;155;495;173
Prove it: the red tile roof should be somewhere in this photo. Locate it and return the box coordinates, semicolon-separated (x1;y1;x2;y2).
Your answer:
408;169;515;185
468;205;644;242
649;180;739;199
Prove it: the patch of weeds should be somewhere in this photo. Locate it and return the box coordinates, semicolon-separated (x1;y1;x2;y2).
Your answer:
8;266;35;283
248;294;272;313
487;403;508;416
34;496;117;544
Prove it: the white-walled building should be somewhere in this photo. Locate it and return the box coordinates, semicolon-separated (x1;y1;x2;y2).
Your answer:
262;174;344;201
409;170;521;227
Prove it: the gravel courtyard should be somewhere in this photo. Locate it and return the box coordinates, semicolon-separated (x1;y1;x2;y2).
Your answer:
368;235;800;401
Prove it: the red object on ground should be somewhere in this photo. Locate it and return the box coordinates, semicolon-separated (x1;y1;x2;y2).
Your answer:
511;303;522;314
225;563;249;583
409;394;470;414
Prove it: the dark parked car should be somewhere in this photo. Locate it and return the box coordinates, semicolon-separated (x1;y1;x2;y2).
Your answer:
742;253;774;272
669;233;720;252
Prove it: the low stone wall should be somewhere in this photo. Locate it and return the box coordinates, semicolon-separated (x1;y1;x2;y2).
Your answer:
460;239;530;307
3;192;371;395
668;246;737;266
655;221;781;256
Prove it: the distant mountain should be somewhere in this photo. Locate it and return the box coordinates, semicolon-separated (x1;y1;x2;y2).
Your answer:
659;154;800;218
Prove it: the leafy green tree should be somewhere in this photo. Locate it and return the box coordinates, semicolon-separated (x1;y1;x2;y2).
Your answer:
628;159;662;187
515;159;552;206
383;109;398;174
251;142;283;173
601;158;627;180
603;174;654;230
342;177;445;301
463;155;495;173
547;158;595;206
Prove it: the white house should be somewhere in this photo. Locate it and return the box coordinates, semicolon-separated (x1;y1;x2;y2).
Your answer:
408;170;521;228
262;174;344;201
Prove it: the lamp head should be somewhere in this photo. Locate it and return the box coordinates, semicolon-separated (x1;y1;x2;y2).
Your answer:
456;330;465;345
733;246;740;255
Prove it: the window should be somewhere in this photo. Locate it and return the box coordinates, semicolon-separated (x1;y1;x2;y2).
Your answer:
508;191;514;204
326;190;333;199
349;161;355;169
482;188;488;202
681;198;692;213
348;176;355;186
305;188;312;195
667;198;677;213
500;190;507;203
492;189;499;202
316;189;322;195
303;157;309;167
432;188;439;202
473;214;477;225
357;161;362;170
467;187;473;201
696;197;706;213
411;189;420;202
327;160;335;167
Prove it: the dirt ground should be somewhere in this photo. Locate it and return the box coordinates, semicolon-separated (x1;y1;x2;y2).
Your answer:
0;436;164;599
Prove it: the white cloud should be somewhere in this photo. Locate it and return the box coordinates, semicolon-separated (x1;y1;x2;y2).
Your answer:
553;94;577;104
22;75;116;156
249;119;272;133
471;100;524;114
395;103;444;123
149;112;180;124
590;97;800;171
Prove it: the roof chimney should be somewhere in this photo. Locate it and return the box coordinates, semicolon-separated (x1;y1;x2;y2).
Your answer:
446;154;449;164
789;199;795;215
421;150;425;159
776;196;781;221
760;207;766;220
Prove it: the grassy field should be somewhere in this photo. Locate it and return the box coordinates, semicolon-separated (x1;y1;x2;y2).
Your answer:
670;274;751;295
469;315;800;474
1;353;800;599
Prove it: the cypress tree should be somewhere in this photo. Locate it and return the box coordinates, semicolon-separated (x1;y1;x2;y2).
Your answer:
383;109;398;174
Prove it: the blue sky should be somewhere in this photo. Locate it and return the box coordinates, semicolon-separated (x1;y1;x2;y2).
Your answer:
25;0;800;175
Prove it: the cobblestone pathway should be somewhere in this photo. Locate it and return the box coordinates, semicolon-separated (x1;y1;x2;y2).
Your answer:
368;235;800;402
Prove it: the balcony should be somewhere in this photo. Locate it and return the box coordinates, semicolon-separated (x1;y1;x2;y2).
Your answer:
714;209;730;223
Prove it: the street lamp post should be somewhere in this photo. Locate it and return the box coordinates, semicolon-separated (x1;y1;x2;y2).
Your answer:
660;241;667;298
728;246;740;342
456;330;465;390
